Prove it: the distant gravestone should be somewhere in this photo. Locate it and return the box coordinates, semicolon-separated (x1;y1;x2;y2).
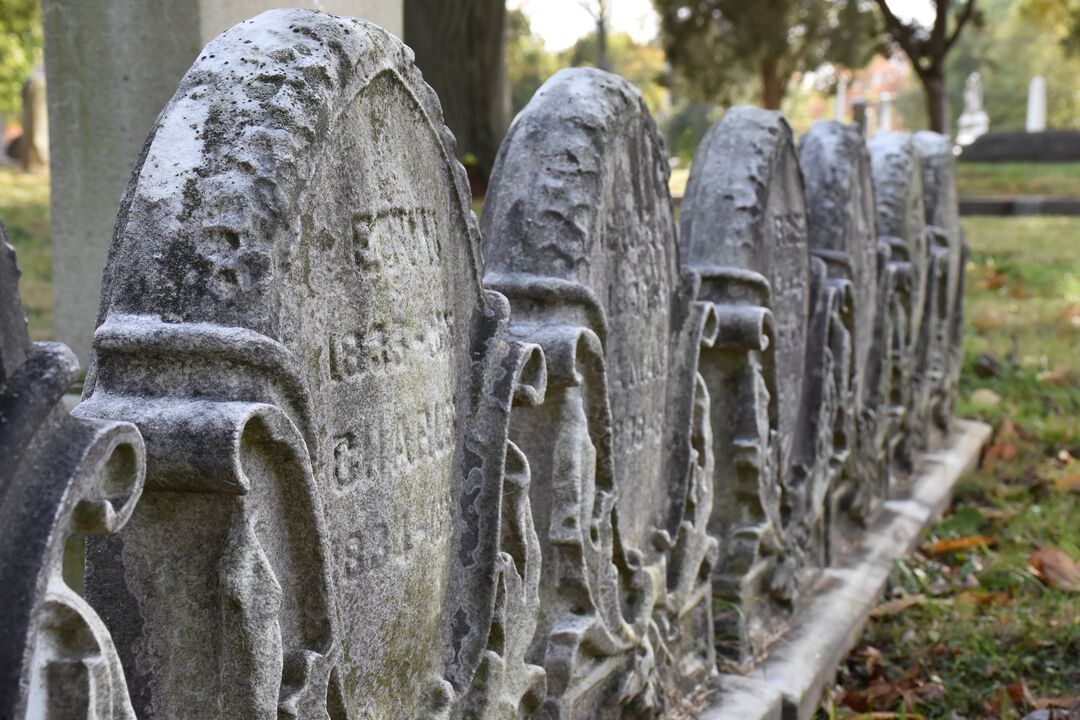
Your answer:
800;121;892;548
956;72;989;146
0;230;145;719
868;132;930;473
878;92;893;133
681;107;813;658
19;68;48;173
482;67;717;714
77;11;543;718
835;79;847;121
1027;75;1047;133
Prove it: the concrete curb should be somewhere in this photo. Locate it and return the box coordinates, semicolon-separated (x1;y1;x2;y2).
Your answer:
699;419;992;720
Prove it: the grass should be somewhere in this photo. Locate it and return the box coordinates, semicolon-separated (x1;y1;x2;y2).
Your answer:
822;216;1080;719
0;165;51;340
956;162;1080;197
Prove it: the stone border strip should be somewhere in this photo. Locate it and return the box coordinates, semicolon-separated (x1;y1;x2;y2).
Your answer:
700;419;992;720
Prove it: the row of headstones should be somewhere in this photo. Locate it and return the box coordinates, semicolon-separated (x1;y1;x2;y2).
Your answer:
0;10;965;720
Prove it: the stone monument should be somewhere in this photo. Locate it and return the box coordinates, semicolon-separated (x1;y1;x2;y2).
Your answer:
76;11;539;717
1026;75;1047;132
43;0;404;366
878;92;893;133
0;228;146;719
800;120;896;551
19;68;48;173
956;72;989;146
483;66;717;715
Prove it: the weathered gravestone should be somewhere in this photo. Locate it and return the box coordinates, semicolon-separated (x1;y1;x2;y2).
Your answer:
19;68;49;174
913;131;965;434
482;67;717;716
0;230;146;719
681;108;852;659
800;121;897;550
76;10;546;718
868;132;929;475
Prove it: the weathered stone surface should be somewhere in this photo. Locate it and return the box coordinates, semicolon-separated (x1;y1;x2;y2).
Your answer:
76;11;541;718
680;107;813;660
914;131;965;433
0;230;145;719
483;67;716;714
44;0;404;366
800;121;892;552
868;132;929;473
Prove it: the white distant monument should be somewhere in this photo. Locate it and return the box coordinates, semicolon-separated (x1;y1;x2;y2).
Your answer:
878;91;893;132
956;72;990;145
1026;75;1046;132
835;78;847;121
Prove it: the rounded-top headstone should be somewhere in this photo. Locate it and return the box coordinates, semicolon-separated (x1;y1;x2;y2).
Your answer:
86;9;503;717
482;67;680;552
680;106;810;453
799;120;877;409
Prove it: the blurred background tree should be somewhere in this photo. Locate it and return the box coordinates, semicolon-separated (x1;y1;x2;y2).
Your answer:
653;0;881;109
0;0;43;120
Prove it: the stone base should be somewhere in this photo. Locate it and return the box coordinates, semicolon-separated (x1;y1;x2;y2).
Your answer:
698;419;991;720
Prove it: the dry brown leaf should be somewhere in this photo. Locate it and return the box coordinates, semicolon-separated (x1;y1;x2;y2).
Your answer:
957;590;1012;607
1037;366;1073;385
1031;694;1079;710
1030;547;1080;592
976;506;1019;521
1054;473;1080;493
925;535;995;555
978;268;1008;290
870;594;927;618
1007;678;1034;708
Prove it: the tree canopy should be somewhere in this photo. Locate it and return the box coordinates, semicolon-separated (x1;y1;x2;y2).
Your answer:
0;0;43;119
654;0;881;109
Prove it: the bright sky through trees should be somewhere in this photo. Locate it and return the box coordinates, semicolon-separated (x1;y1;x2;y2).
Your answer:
513;0;935;50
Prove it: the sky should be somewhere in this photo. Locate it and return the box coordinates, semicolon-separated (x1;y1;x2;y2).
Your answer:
511;0;937;52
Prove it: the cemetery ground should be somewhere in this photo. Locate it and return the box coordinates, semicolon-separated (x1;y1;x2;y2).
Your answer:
2;165;1078;718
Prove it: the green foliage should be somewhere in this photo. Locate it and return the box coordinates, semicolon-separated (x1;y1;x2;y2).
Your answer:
506;9;561;115
0;166;51;340
947;0;1080;131
654;0;881;107
827;216;1080;717
0;0;43;120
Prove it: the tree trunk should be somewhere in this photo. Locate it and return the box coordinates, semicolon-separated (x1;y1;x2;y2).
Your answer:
921;70;949;134
596;15;609;71
404;0;510;192
761;57;785;110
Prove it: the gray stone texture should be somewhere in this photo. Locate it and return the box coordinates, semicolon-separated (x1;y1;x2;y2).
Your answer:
0;9;977;720
77;11;537;718
483;67;717;715
43;0;403;366
0;230;146;719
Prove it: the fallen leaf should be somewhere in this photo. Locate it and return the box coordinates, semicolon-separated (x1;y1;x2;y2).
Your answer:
973;307;1003;331
1031;694;1079;710
978;268;1008;290
957;590;1012;607
1008;678;1034;708
1053;473;1080;493
976;505;1019;521
1037;366;1073;385
1030;548;1080;592
971;388;1002;409
871;594;927;618
925;535;995;555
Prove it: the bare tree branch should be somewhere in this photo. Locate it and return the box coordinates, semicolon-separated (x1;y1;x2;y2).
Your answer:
873;0;930;79
946;0;978;51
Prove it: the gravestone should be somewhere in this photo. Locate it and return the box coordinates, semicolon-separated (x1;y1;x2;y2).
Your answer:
482;67;717;715
878;92;893;133
680;107;816;659
868;132;929;474
1026;75;1047;133
44;0;404;367
76;11;543;718
800;120;894;550
835;79;847;121
19;69;48;173
0;230;146;719
914;131;965;432
956;72;989;146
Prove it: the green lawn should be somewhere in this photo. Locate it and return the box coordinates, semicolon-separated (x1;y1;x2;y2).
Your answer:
0;166;51;340
956;162;1080;197
823;216;1080;719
